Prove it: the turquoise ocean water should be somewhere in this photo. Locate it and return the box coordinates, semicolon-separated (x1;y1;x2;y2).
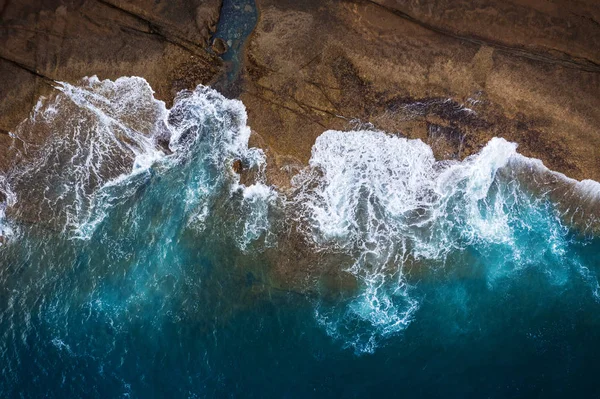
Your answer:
0;77;600;397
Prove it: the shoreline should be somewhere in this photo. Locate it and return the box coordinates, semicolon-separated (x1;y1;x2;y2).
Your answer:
1;78;599;357
1;75;599;231
1;0;599;183
1;77;599;288
1;1;600;395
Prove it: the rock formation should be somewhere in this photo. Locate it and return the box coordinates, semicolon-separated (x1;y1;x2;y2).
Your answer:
0;0;223;170
1;0;599;184
240;0;600;185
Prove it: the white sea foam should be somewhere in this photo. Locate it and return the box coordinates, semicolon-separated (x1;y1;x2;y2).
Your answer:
5;76;169;234
516;158;600;233
165;85;273;242
236;183;278;250
293;131;521;258
292;129;600;352
4;77;273;244
0;206;13;245
3;76;600;354
0;177;16;244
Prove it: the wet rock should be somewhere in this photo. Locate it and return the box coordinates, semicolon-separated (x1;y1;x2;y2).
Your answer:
0;0;224;170
427;123;466;160
212;37;229;55
232;159;243;174
156;136;173;155
1;0;600;187
241;0;600;183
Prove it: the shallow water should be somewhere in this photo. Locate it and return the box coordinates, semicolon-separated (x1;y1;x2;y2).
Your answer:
1;77;600;397
212;0;258;84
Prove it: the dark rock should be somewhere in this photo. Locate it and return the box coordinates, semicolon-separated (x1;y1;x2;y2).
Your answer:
212;37;228;55
232;159;243;174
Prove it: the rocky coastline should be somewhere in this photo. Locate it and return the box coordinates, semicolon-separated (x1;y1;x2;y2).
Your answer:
1;0;599;192
2;4;600;391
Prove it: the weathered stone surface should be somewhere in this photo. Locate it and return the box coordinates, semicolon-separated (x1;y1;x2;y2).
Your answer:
232;158;243;174
0;0;223;160
1;0;599;187
0;0;598;298
371;0;600;69
240;0;600;185
212;37;228;55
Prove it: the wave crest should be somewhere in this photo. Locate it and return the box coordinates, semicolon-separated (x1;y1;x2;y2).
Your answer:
292;130;600;353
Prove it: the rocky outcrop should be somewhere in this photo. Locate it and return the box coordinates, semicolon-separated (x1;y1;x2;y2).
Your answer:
0;0;599;296
370;0;600;71
0;0;224;171
212;37;228;55
240;0;600;184
1;0;599;186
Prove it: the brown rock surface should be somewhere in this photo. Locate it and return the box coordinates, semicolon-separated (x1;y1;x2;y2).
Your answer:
212;37;228;55
240;0;600;185
1;0;599;183
0;0;599;296
0;0;223;170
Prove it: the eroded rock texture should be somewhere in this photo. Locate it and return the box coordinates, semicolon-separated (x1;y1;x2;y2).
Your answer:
1;0;599;185
240;0;600;184
0;0;223;170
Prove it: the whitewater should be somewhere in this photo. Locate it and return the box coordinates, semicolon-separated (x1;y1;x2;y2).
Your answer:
1;77;600;397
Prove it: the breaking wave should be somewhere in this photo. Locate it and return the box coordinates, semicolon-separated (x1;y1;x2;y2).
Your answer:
1;76;272;243
0;75;599;370
291;130;600;352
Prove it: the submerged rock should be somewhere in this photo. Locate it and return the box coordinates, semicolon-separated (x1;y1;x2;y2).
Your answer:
212;37;229;55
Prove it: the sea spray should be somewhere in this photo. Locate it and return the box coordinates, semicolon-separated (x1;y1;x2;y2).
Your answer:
5;76;169;232
291;130;600;352
0;176;16;243
2;77;273;245
0;78;600;396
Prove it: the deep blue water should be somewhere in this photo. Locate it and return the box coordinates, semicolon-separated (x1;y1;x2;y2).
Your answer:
1;77;600;398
